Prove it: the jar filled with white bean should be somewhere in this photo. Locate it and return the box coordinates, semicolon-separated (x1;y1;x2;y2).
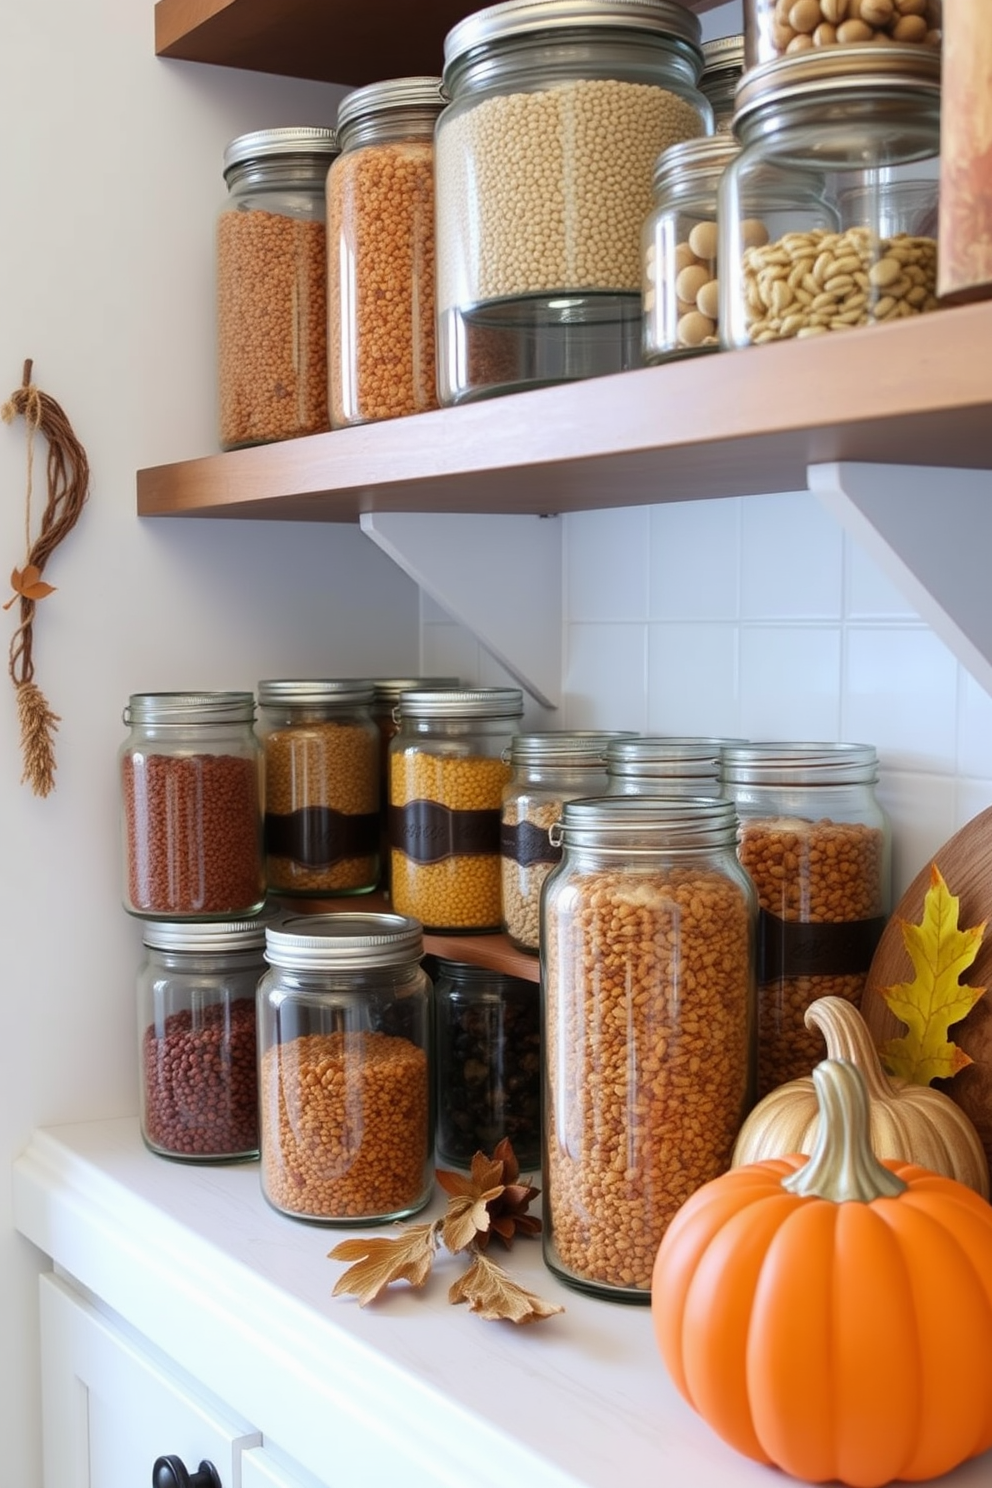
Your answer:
719;44;942;349
435;0;713;405
745;0;940;70
643;133;739;362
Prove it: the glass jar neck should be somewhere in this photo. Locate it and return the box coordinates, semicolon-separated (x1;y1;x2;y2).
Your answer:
338;106;442;152
444;30;702;101
224;157;335;196
145;946;265;975
736;87;940;156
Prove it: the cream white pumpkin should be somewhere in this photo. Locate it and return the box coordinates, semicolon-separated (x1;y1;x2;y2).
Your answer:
732;994;991;1199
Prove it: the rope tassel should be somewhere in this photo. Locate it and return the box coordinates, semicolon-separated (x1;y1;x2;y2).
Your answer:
2;359;90;796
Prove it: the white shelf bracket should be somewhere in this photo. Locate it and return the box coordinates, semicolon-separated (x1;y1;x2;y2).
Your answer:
808;461;992;696
360;510;562;709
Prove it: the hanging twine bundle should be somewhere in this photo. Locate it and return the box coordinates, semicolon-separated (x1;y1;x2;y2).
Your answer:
2;359;90;796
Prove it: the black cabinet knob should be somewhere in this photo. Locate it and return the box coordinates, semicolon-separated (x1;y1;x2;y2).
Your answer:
152;1456;222;1488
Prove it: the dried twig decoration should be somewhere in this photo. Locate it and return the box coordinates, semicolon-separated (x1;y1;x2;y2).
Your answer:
2;359;90;796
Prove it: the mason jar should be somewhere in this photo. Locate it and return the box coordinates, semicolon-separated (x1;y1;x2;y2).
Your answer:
138;917;267;1162
604;734;727;795
433;958;541;1170
120;693;265;920
500;731;628;953
257;913;433;1223
744;0;941;70
256;679;380;898
388;688;524;931
327;77;445;428
435;0;712;404
367;677;461;892
541;796;756;1301
699;32;745;133
719;45;942;349
643;134;739;362
722;742;890;1099
217;126;339;450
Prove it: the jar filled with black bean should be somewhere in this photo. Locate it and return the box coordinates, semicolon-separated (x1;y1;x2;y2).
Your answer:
433;958;541;1171
137;916;268;1162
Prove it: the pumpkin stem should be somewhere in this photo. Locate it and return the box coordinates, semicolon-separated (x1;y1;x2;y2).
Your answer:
782;1059;908;1203
804;995;894;1101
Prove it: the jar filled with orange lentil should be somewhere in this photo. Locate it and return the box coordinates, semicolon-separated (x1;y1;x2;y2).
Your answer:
389;687;524;932
541;796;756;1301
327;77;445;428
258;912;433;1224
722;742;890;1100
217;126;339;451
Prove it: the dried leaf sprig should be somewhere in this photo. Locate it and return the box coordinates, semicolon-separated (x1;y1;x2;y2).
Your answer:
328;1138;563;1325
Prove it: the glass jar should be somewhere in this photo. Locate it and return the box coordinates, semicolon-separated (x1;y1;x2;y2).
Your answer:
722;742;891;1100
368;677;461;891
256;679;380;898
435;0;712;405
604;734;726;795
500;731;626;953
327;77;445;428
433;958;541;1170
719;46;942;350
388;688;524;932
700;32;745;133
643;134;740;362
217;126;339;451
541;796;756;1301
138;917;267;1163
120;693;265;920
745;0;941;70
257;913;433;1223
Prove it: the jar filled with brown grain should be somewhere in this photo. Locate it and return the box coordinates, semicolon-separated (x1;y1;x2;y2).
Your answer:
327;77;445;428
389;688;524;932
719;45;942;349
217;126;339;451
744;0;940;70
138;916;268;1163
368;677;461;891
258;912;433;1224
501;731;630;953
699;32;746;132
541;796;756;1301
257;679;380;898
722;742;890;1100
433;958;541;1171
120;693;265;921
435;0;713;405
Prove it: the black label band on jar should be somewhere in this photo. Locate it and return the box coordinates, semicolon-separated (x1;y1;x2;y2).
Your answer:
389;801;500;865
500;817;561;869
757;911;888;983
265;807;379;867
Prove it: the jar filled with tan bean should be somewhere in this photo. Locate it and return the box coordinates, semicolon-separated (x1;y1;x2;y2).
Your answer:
719;45;942;348
500;731;632;954
541;796;757;1301
745;0;940;69
700;33;746;133
258;913;433;1224
217;127;339;451
643;134;739;363
256;679;380;898
327;78;445;428
722;743;890;1101
435;0;713;405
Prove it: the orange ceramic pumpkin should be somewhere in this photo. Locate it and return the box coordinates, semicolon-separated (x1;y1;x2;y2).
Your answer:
651;1058;992;1488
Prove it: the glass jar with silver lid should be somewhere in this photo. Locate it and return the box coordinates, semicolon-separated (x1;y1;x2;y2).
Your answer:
699;32;745;133
604;734;732;794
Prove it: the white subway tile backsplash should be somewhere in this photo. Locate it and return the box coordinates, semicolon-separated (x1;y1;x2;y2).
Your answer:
843;627;958;771
647;498;741;619
874;770;958;900
563;622;648;732
646;622;740;735
845;531;922;620
739;625;842;739
741;491;843;620
565;506;650;622
957;668;992;779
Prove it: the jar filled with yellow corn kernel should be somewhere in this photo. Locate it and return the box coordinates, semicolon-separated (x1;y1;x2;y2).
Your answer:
388;687;524;932
257;679;380;898
434;0;713;405
258;913;433;1224
722;743;890;1100
368;677;461;892
718;45;942;349
541;796;757;1301
217;126;339;451
327;77;445;429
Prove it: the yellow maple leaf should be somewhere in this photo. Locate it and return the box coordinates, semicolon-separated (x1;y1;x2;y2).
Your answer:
878;863;985;1085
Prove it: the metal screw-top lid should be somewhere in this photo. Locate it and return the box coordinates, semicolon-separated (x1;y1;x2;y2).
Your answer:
123;692;256;725
550;794;740;851
368;677;461;704
652;132;739;190
733;43;941;132
701;32;745;75
509;730;633;765
444;0;703;70
142;916;270;953
605;735;723;777
722;742;880;787
264;913;425;971
336;76;445;136
256;678;375;708
396;687;525;720
222;126;339;179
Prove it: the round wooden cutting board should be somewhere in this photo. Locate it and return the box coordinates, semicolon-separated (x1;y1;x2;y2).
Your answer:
861;804;992;1175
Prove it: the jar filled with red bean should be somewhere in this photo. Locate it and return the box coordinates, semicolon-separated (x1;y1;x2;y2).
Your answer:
138;916;267;1162
119;692;265;920
722;742;890;1100
258;913;433;1224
